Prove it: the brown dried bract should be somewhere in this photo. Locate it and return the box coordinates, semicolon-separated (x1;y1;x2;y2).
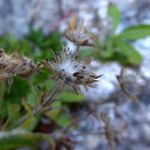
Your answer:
65;15;97;47
0;48;36;79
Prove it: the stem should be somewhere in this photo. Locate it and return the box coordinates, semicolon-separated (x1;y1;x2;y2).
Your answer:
61;98;119;133
33;83;63;115
14;83;63;128
43;86;60;107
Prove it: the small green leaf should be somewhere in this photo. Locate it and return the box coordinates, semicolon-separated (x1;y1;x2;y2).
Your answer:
117;25;150;40
7;103;21;119
100;37;114;58
4;104;21;130
22;100;33;114
0;80;5;104
26;93;37;106
46;101;62;120
79;48;94;58
45;79;55;90
0;130;55;150
21;115;38;131
47;109;60;121
50;100;62;108
116;41;142;65
5;77;30;104
56;113;71;127
59;92;84;103
108;4;121;32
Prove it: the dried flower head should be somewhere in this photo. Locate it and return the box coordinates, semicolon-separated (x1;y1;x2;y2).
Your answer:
116;68;143;102
0;48;36;79
65;15;97;47
43;48;101;94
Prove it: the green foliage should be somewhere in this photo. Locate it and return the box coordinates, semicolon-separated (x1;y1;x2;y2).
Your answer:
79;48;95;58
0;29;62;117
47;101;62;120
47;91;84;127
0;35;32;56
115;40;142;65
59;91;84;103
5;77;31;103
21;115;39;131
0;29;62;61
3;104;21;130
46;100;72;128
117;25;150;40
0;28;84;134
0;130;54;150
55;113;72;127
0;81;5;105
108;3;121;32
0;29;68;148
93;5;150;66
26;28;63;61
0;4;149;148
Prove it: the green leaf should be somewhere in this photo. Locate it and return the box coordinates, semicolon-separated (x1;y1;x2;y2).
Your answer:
108;4;121;32
117;25;150;40
0;130;55;150
7;103;21;120
105;39;113;57
46;101;62;120
5;77;30;104
22;100;34;114
116;41;142;65
56;113;71;127
59;92;84;103
21;115;38;131
79;48;94;58
3;104;21;130
26;93;37;106
0;80;5;105
99;37;114;58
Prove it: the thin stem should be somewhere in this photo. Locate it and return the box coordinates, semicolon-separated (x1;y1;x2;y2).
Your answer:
61;98;119;133
33;83;63;115
61;105;95;133
43;86;60;107
13;83;63;128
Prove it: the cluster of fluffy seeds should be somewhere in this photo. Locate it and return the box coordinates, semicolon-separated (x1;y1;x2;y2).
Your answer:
0;49;36;79
43;48;101;93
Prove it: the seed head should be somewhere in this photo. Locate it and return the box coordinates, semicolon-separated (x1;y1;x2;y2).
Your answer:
65;15;97;47
43;48;101;94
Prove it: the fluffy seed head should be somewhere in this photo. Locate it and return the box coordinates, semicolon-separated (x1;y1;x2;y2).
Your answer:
44;48;101;93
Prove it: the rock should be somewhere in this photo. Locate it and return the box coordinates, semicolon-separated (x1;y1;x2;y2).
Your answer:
0;0;59;37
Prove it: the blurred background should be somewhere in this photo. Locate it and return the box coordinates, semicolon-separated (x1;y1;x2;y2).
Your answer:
0;0;150;150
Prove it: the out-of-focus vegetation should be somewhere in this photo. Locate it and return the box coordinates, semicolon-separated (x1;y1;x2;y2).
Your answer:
0;29;84;149
0;3;150;150
80;4;150;66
